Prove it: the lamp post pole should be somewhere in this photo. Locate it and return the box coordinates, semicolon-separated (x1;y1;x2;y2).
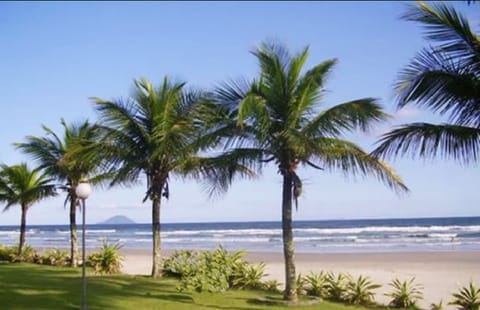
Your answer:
75;182;91;310
81;198;87;310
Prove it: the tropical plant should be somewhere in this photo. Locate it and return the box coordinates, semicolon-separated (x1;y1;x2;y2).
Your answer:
385;278;424;308
87;241;123;274
214;41;408;301
0;245;17;261
233;262;267;289
431;300;444;310
345;275;381;306
449;282;480;310
3;244;39;263
326;272;349;302
262;279;282;293
373;2;480;164
164;247;269;293
176;247;244;293
295;273;307;296
16;119;105;267
162;249;200;278
304;271;329;298
0;163;56;254
40;248;70;266
91;78;253;277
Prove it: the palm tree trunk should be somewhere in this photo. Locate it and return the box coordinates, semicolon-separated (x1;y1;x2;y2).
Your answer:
69;193;78;267
151;195;162;278
18;204;27;255
282;173;297;302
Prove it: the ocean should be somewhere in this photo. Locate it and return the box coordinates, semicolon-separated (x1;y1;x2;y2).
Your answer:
1;217;479;253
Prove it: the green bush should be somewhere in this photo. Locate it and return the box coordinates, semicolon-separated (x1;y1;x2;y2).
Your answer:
0;245;17;262
345;275;381;306
326;272;349;302
162;250;200;278
449;282;480;310
40;248;70;266
385;278;423;308
87;242;123;274
165;247;267;293
295;273;307;296
304;271;329;298
8;245;38;263
262;279;281;293
233;262;267;289
174;247;244;293
430;300;444;310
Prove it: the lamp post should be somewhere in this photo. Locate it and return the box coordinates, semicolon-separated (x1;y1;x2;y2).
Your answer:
75;182;91;310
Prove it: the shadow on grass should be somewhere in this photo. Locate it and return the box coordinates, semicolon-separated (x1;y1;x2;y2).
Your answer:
0;264;370;310
0;263;193;310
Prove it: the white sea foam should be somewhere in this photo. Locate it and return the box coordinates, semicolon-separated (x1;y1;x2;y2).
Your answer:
295;225;480;235
0;231;19;235
134;232;151;236
85;229;116;234
55;230;70;234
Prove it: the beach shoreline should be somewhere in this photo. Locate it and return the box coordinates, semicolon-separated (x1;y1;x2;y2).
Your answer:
121;249;480;308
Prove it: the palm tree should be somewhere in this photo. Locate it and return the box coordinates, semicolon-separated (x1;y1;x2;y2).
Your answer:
92;77;253;278
215;42;408;302
16;119;104;266
0;163;56;254
373;2;480;163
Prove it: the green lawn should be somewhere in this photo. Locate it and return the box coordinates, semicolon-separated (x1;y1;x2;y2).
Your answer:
0;263;372;310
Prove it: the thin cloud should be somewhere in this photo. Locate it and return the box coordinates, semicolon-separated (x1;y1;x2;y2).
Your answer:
394;106;422;121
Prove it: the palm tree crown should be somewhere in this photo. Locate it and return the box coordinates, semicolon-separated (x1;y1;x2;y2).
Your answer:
16;119;105;266
0;163;56;253
216;41;408;302
93;77;253;277
16;119;104;193
373;2;480;163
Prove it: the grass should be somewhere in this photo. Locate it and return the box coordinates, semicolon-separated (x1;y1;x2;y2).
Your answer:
0;263;374;310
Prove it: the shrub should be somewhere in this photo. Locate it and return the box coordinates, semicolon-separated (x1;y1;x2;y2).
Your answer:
233;262;267;289
87;242;123;274
9;245;38;263
449;282;480;310
304;271;329;298
294;273;308;296
168;247;268;293
385;278;423;308
162;250;200;278
40;248;70;266
326;272;349;302
345;275;381;306
0;245;17;262
431;300;444;310
262;279;281;293
175;247;248;293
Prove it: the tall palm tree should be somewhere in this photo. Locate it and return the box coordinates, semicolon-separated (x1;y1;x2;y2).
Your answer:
92;77;253;278
373;2;480;163
16;119;104;266
0;163;56;254
215;42;408;302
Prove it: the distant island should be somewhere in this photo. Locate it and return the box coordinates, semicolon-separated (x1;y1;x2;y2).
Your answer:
99;215;136;225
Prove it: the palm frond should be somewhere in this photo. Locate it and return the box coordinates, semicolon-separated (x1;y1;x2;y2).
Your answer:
403;1;480;69
395;48;480;127
0;163;57;211
175;152;258;197
313;138;409;193
373;123;480;164
303;98;389;137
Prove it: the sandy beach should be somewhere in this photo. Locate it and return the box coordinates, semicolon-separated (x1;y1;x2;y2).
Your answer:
121;249;480;308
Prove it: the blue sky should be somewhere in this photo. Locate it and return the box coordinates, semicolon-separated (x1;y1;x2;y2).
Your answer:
0;1;478;225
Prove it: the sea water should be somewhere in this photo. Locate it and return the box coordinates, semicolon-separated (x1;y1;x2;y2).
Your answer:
1;217;479;253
